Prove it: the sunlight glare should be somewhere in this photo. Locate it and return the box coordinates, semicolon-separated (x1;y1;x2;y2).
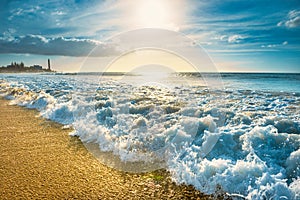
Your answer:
126;64;175;86
137;1;168;27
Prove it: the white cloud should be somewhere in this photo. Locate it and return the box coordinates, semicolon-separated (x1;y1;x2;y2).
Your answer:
278;10;300;28
8;6;41;20
1;28;16;42
212;35;227;41
228;34;245;43
212;34;245;43
0;35;119;57
285;16;300;28
51;10;66;16
261;41;288;48
277;21;284;27
220;35;227;41
187;31;216;43
288;10;300;18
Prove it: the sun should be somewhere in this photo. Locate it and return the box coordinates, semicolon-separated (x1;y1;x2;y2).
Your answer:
131;0;180;30
117;0;185;30
136;1;169;27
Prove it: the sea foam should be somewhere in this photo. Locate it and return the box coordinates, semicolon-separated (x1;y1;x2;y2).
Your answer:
0;73;299;199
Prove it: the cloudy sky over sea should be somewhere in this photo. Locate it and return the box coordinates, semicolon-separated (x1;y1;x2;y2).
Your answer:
0;0;299;72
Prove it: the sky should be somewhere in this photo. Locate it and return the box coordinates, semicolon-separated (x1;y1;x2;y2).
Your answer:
0;0;300;72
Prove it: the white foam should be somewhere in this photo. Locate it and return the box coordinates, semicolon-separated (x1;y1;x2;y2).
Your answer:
286;149;300;178
1;73;299;199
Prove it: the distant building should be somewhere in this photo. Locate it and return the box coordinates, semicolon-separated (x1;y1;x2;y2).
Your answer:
48;59;51;71
0;61;54;73
30;65;43;70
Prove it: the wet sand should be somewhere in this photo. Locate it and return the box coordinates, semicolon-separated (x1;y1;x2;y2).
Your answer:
0;97;226;199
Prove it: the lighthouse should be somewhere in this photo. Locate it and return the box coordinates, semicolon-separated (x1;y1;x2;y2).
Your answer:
47;59;51;71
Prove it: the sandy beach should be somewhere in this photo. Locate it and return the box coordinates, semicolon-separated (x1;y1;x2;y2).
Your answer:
0;97;222;199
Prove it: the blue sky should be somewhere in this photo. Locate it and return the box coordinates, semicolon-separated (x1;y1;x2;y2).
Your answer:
0;0;299;72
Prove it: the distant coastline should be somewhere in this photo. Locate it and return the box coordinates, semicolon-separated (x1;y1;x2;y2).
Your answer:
0;60;54;73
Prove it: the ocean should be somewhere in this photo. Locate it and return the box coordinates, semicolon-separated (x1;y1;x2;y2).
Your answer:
0;72;299;199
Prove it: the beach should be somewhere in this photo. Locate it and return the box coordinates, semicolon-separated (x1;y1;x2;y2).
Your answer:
0;73;299;199
0;97;218;199
1;0;300;199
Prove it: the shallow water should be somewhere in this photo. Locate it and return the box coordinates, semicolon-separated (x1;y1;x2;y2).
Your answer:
0;72;299;199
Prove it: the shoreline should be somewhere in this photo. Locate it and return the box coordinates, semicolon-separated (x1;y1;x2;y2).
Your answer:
0;97;223;199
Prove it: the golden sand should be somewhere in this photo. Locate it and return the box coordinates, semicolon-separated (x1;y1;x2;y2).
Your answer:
0;98;224;199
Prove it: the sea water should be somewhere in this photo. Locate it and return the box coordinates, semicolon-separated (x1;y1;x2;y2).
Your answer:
0;72;299;199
